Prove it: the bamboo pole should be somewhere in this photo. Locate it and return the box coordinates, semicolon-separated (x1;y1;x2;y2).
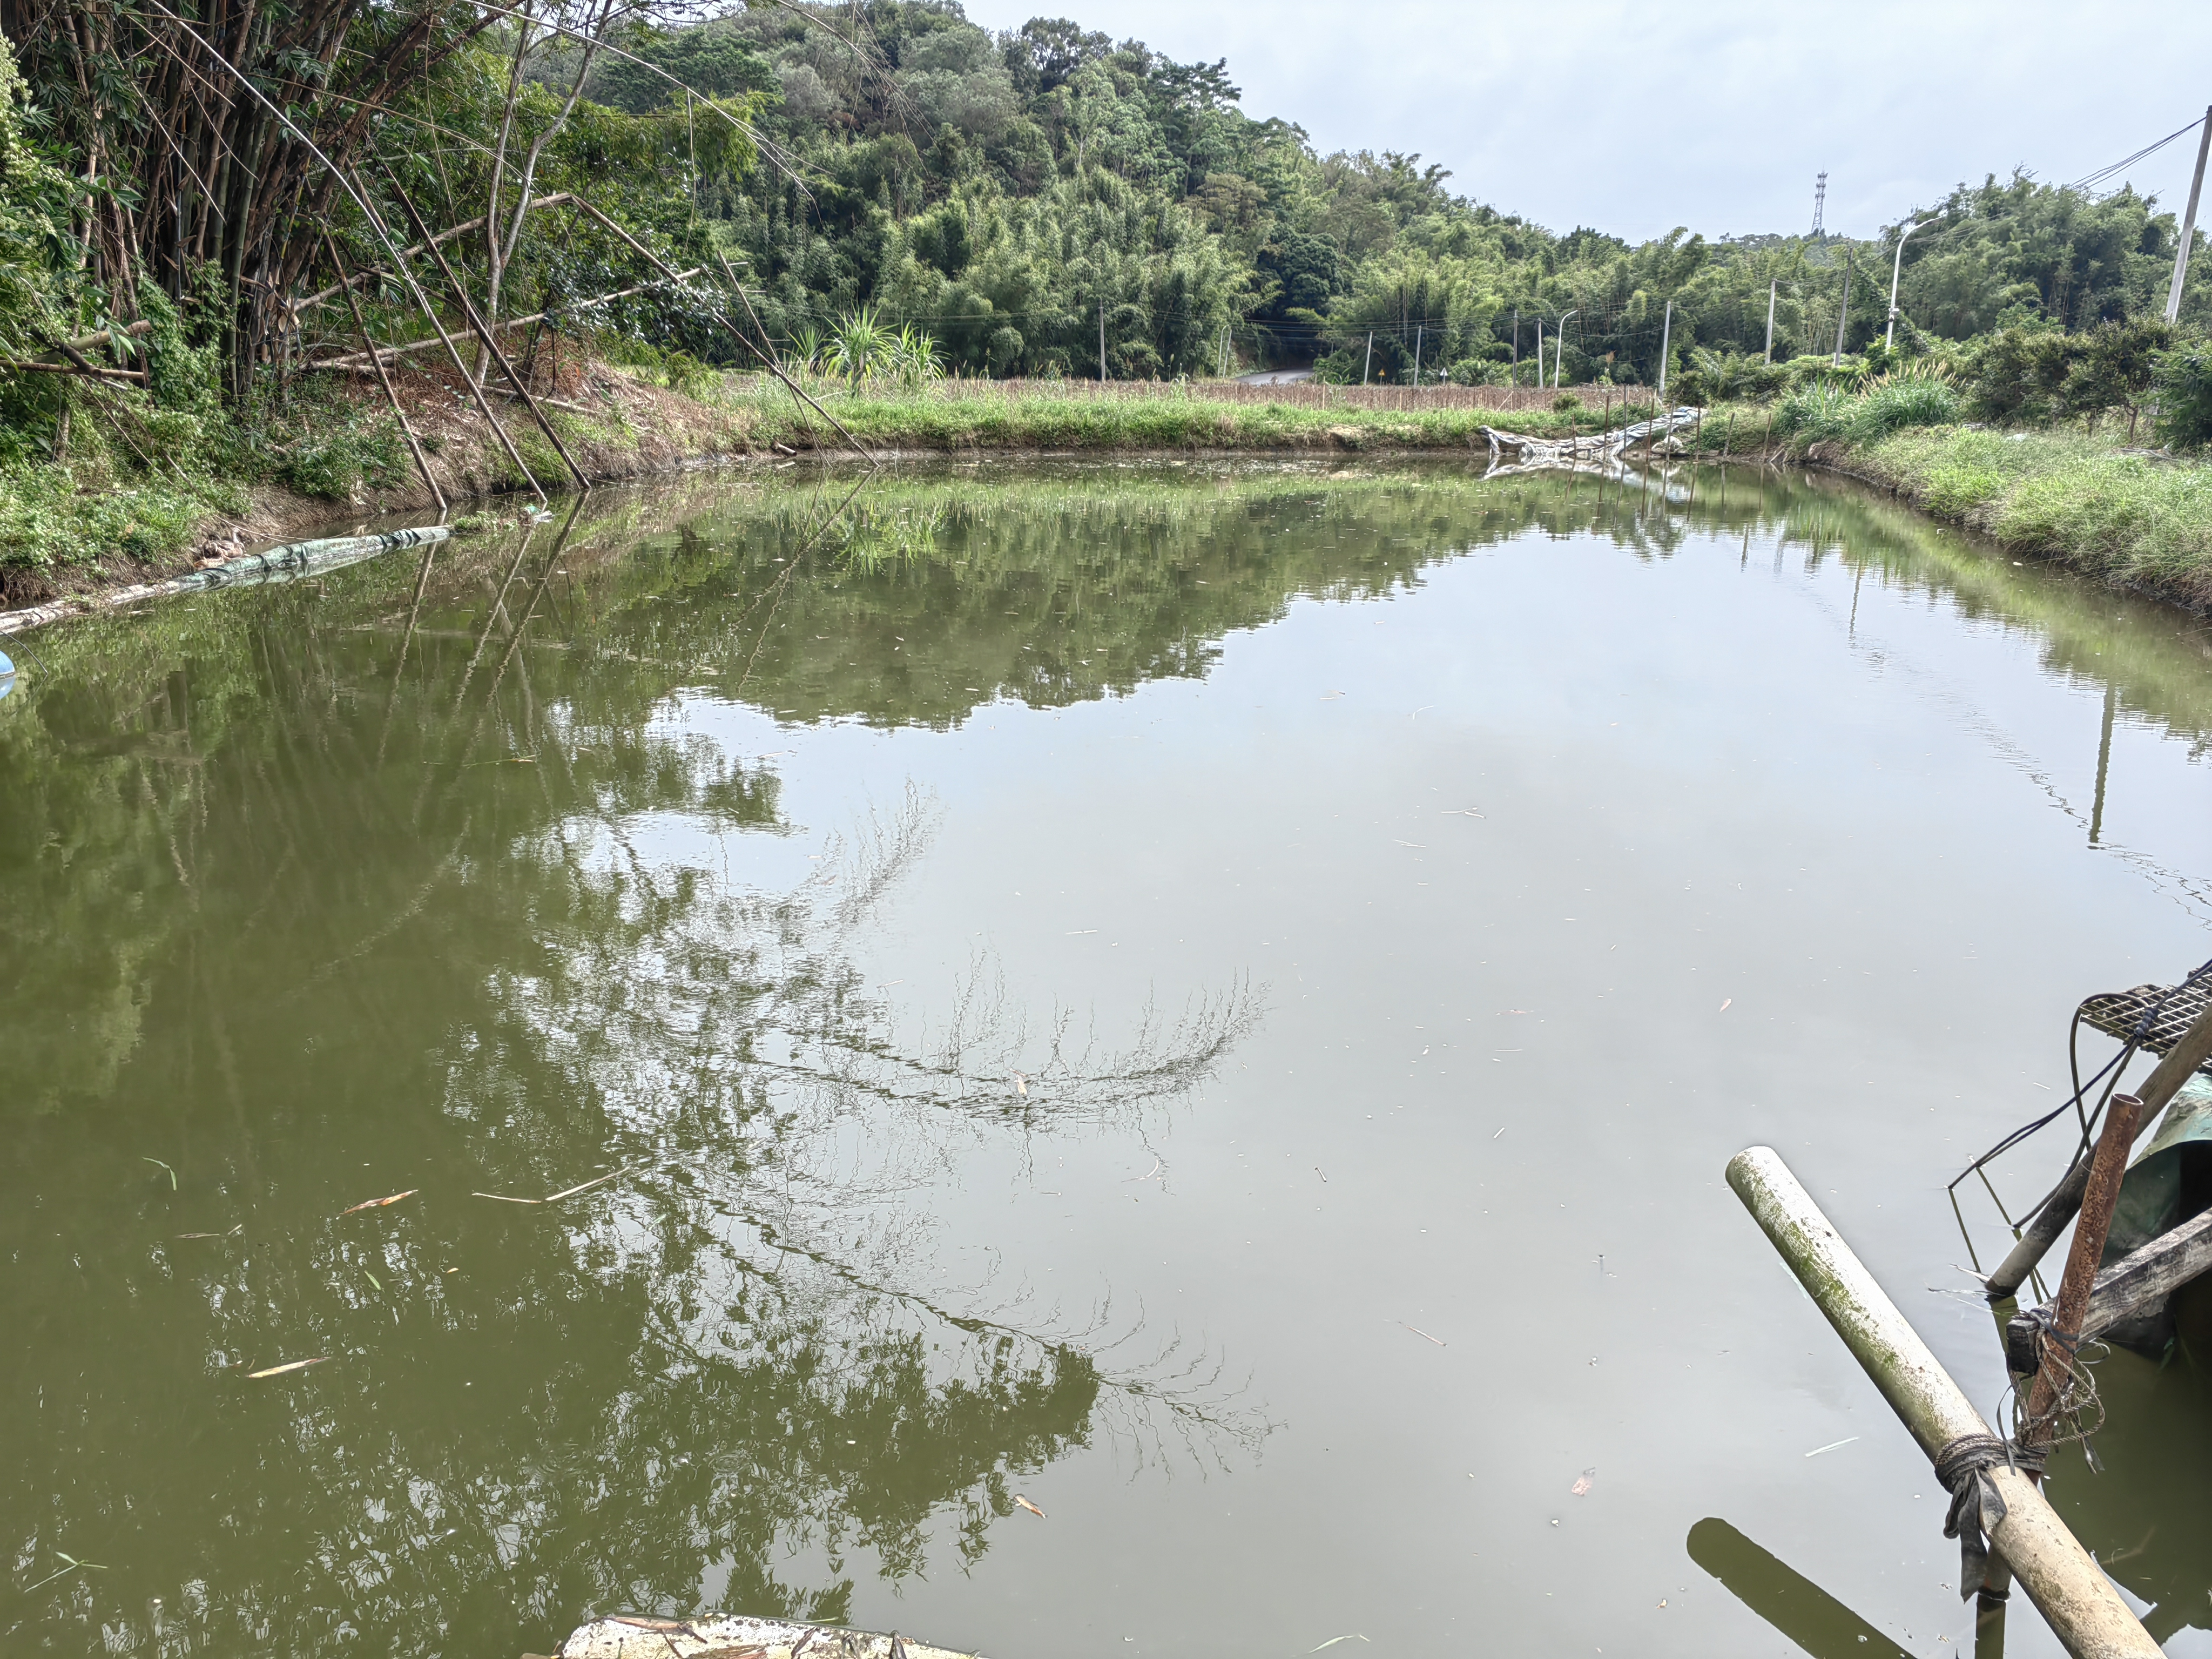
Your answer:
324;230;445;514
383;174;592;493
0;360;147;381
1727;1147;2160;1659
342;171;549;509
307;269;703;372
1984;1001;2212;1300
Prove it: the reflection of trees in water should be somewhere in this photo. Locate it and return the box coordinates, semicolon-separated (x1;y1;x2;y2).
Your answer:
1;516;1267;1657
476;769;1270;1453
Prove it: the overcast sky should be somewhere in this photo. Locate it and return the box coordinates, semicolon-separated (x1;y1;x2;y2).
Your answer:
959;0;2212;244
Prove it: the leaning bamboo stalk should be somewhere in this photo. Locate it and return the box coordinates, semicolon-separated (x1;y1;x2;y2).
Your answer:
325;229;445;514
346;170;548;508
1726;1147;2158;1659
383;173;591;493
558;194;871;460
307;269;704;372
287;196;574;318
1984;1001;2212;1300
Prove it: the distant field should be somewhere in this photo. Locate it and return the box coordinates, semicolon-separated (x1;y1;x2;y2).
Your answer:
864;377;1661;414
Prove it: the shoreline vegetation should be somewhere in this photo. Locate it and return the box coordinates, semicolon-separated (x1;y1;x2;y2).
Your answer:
7;365;2212;621
0;368;1662;610
1667;408;2212;616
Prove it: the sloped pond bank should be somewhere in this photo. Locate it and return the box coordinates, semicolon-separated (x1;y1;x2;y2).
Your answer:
6;457;2212;1658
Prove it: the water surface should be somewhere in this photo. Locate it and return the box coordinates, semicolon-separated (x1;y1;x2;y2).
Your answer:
6;458;2212;1657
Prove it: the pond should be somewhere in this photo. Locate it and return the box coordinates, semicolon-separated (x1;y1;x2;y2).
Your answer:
5;457;2212;1659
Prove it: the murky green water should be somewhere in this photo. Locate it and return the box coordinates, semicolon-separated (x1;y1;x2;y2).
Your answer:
6;458;2212;1658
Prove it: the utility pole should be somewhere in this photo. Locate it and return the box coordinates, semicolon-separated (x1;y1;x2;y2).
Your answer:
1411;323;1422;388
1832;255;1853;366
1656;299;1673;402
1534;317;1543;393
2166;107;2212;325
1764;279;1777;362
1098;298;1107;382
1510;308;1519;382
1886;221;1928;351
1363;331;1373;385
1555;308;1577;388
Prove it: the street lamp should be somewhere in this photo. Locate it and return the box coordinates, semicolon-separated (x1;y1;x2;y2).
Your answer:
1554;309;1577;388
1885;221;1929;352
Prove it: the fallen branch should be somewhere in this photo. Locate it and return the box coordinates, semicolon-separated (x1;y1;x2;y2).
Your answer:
0;360;149;382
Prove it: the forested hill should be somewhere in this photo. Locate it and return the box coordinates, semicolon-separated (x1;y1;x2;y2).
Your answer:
567;1;2211;382
0;0;2206;401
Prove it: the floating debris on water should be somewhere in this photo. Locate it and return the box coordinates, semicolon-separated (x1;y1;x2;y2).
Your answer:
246;1358;328;1380
556;1616;980;1659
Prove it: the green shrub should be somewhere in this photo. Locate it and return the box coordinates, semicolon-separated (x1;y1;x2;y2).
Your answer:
1964;319;2172;425
1851;377;1961;439
1674;349;1792;407
2153;347;2212;449
276;415;408;500
1773;381;1857;443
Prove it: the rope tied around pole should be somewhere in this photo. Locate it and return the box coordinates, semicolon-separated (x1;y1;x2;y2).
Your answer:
1936;1433;2049;1599
2009;1305;2109;1459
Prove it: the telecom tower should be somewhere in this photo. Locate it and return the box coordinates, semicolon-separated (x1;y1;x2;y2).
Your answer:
1811;172;1827;238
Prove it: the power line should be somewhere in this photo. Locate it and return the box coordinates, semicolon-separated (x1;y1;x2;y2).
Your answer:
2066;113;2208;196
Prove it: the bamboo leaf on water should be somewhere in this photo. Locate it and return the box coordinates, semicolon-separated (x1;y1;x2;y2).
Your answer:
339;1189;419;1215
473;1164;642;1205
22;1551;109;1593
247;1358;329;1379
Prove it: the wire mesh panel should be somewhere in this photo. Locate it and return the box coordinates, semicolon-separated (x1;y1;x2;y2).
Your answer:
2079;982;2212;1068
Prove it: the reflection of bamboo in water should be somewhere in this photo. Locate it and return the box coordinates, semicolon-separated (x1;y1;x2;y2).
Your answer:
2090;679;2117;845
1688;1518;1915;1659
377;538;442;765
731;474;872;697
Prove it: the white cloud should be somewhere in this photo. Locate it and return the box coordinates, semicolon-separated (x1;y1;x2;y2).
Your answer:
960;0;2212;241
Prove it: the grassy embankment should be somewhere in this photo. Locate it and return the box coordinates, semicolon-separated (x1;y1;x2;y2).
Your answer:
0;369;1642;605
732;374;1649;456
1669;405;2212;615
